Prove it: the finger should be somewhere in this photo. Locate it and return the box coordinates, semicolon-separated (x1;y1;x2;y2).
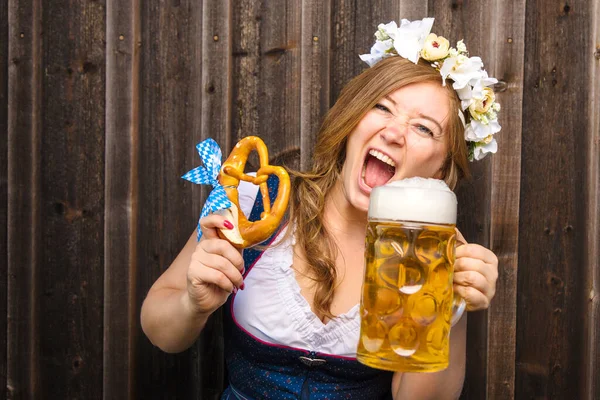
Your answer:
198;238;245;274
455;243;498;266
199;214;235;240
190;261;236;293
192;251;244;290
454;284;491;311
454;255;498;285
453;271;495;300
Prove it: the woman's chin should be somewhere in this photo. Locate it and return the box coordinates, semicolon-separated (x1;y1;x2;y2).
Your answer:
350;192;370;214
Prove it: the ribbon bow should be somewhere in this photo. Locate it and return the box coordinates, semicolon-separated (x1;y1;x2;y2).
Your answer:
181;138;233;241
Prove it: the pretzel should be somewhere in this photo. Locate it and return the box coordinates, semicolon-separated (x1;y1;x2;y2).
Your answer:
216;136;290;248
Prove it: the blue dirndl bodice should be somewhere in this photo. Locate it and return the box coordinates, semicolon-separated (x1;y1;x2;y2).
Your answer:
221;299;393;400
220;174;393;399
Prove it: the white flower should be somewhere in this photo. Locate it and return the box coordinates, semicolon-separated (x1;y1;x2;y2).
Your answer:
449;47;460;58
465;118;502;141
456;74;498;111
375;21;398;41
359;39;394;67
482;134;494;144
456;85;474;111
456;40;467;54
440;56;485;89
392;18;434;63
472;138;498;161
421;33;450;61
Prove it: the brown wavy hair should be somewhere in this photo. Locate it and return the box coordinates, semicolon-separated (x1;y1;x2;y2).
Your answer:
287;56;470;320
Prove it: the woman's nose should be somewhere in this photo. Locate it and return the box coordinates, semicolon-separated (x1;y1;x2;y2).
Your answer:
381;115;409;145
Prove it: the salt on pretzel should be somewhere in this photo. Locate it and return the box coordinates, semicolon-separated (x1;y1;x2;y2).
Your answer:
216;136;290;248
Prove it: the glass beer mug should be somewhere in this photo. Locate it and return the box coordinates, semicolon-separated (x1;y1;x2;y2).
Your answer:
357;178;466;372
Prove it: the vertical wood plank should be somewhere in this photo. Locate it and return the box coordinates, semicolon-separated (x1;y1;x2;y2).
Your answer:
257;0;301;169
135;0;204;399
232;0;303;170
104;0;140;398
39;1;106;398
398;1;429;20
193;1;231;398
428;2;495;398
7;0;42;397
330;0;399;101
231;0;260;146
300;0;331;168
517;0;593;398
584;2;600;398
0;1;9;398
487;1;526;399
201;0;232;151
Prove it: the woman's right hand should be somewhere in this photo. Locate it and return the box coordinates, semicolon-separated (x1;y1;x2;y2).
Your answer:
184;214;245;317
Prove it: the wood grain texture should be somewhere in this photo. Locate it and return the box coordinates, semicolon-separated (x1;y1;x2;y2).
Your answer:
231;0;260;148
104;0;140;398
584;2;600;399
135;1;204;399
517;0;592;398
430;2;495;399
38;1;106;398
300;0;331;169
398;1;429;21
7;1;42;398
259;0;301;170
330;0;399;101
232;0;303;171
193;1;231;398
486;1;526;399
0;1;9;398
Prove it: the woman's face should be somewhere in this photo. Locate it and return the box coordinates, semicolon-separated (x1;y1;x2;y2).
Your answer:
337;81;452;213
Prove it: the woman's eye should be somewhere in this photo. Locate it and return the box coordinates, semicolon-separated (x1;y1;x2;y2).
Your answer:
416;124;435;137
375;103;391;113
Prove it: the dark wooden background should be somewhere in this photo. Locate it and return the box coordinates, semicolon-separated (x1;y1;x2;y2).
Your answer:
2;0;599;399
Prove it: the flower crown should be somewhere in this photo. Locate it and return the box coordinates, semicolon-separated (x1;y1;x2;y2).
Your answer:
359;18;501;161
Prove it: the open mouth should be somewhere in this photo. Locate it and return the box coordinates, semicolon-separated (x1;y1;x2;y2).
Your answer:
361;149;396;189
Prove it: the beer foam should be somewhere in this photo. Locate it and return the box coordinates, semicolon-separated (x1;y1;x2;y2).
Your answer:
368;178;457;225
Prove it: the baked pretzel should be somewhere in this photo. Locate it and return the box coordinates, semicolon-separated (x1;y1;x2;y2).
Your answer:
217;136;290;248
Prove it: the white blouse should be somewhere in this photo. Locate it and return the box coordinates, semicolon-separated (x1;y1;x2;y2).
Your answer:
231;179;361;357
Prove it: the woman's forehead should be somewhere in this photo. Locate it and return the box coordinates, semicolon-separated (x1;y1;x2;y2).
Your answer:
384;82;453;125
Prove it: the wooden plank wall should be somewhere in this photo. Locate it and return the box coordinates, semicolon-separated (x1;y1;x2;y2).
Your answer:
2;0;599;399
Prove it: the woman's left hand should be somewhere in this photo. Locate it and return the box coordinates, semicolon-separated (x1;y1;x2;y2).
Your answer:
452;230;498;311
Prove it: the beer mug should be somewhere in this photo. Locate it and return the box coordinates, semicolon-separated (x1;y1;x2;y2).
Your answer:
357;178;466;372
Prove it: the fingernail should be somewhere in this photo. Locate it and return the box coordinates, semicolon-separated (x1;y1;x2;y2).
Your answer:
223;220;234;230
240;283;245;290
232;287;238;294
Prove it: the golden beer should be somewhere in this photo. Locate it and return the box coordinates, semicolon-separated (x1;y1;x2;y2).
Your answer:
357;178;463;372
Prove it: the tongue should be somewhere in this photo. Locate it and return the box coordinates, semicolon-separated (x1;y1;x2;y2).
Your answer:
364;155;395;188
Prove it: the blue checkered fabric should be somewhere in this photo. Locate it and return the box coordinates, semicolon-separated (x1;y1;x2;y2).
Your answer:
181;138;233;241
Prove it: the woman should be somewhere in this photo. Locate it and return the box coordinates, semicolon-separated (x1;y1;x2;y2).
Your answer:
141;19;499;399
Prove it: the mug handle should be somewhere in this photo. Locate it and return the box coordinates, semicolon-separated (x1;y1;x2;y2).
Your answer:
450;293;466;326
450;230;467;327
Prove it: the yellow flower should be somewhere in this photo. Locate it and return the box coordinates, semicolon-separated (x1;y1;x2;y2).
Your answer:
469;87;496;115
421;33;450;61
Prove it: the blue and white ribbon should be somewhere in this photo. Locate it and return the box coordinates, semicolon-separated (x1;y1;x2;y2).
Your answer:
181;138;233;241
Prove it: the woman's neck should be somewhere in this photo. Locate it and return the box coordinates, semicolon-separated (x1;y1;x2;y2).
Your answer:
323;182;369;245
